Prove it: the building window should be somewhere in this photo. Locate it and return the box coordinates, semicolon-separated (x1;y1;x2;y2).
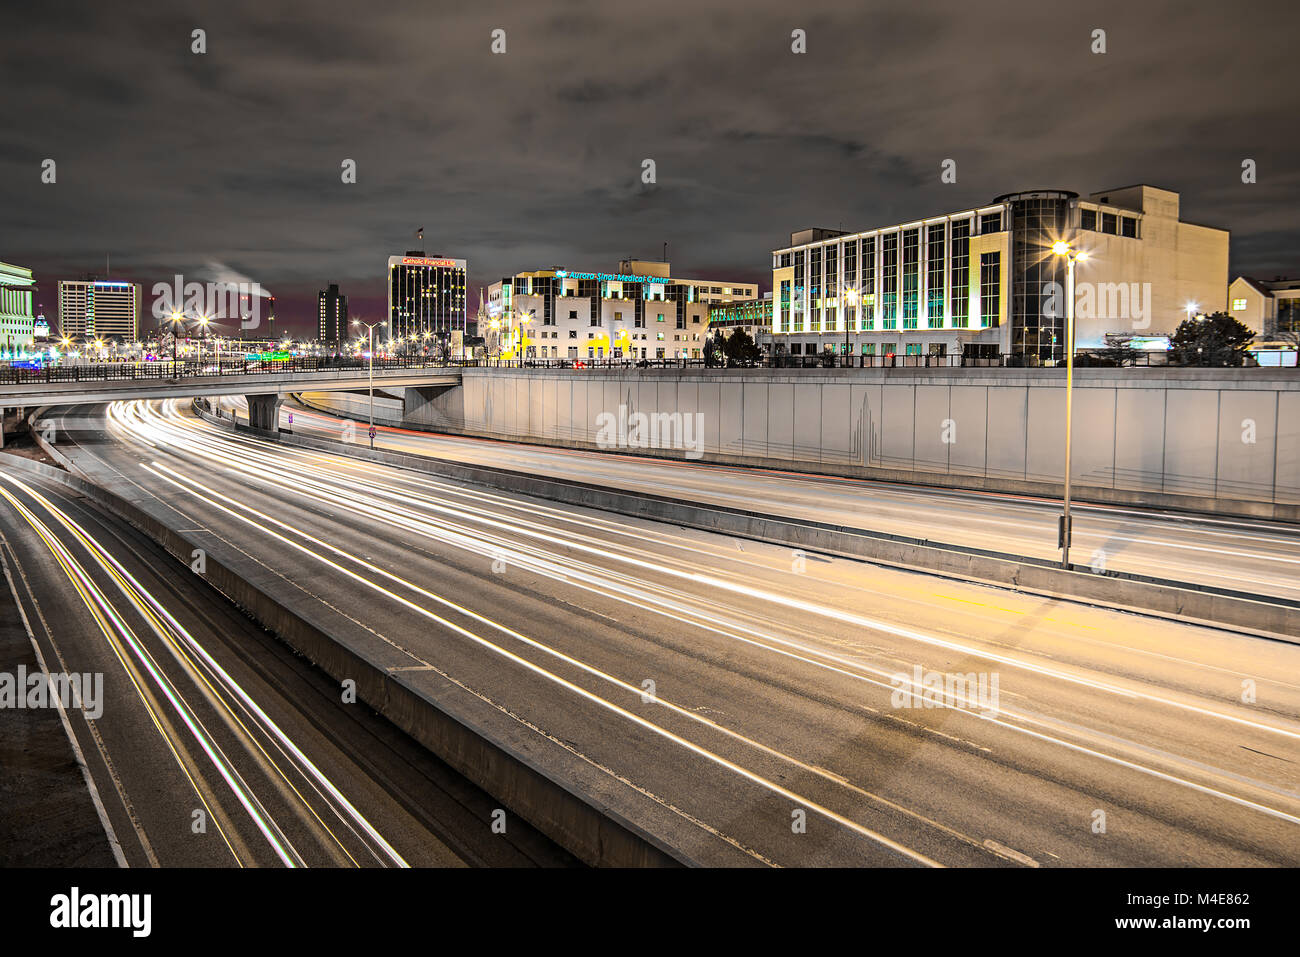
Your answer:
926;223;945;328
1232;298;1248;311
1120;216;1137;238
568;310;577;319
980;251;1000;327
980;212;1002;233
905;343;923;355
1101;212;1117;234
880;233;897;329
809;247;822;332
862;236;876;330
569;330;577;338
902;229;919;329
1080;208;1097;231
950;220;970;329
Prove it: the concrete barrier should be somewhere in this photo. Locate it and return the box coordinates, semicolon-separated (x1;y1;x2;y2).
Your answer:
1;445;688;867
224;409;1298;644
360;367;1300;522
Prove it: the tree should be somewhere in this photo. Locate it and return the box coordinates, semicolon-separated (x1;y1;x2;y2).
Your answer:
1079;335;1140;367
722;328;763;367
1169;311;1255;367
703;334;724;368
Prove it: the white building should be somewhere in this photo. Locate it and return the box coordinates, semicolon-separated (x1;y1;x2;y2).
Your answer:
486;260;757;361
0;262;37;352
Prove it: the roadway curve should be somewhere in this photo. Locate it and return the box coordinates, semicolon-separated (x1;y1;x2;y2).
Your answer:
26;400;1300;866
0;460;575;867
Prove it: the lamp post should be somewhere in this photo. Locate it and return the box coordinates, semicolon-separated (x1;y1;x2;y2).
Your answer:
1051;240;1089;569
167;311;186;368
843;287;858;366
351;318;386;448
517;310;533;366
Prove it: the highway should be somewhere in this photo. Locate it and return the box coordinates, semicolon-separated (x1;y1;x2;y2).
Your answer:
268;393;1300;602
20;398;1300;867
0;459;575;867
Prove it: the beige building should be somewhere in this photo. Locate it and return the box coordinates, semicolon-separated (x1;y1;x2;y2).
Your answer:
1229;276;1300;337
770;185;1228;363
58;279;141;341
487;259;756;360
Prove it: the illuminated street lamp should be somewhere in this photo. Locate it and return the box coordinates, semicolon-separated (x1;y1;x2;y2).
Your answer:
351;317;386;448
166;310;187;367
1050;239;1090;569
843;287;859;364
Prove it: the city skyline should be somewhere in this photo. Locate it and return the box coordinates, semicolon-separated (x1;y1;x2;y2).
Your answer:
5;0;1299;336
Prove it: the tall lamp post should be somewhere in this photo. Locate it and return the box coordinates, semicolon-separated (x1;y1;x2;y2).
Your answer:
351;318;386;448
843;287;858;366
516;310;533;366
1051;240;1089;569
167;311;187;368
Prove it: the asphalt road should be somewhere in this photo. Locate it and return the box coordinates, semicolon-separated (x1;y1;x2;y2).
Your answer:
0;456;576;868
270;393;1300;602
28;399;1300;867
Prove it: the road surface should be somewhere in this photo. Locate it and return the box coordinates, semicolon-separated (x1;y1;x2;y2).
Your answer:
22;399;1300;867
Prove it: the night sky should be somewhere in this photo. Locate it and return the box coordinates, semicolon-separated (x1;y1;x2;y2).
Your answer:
4;0;1298;338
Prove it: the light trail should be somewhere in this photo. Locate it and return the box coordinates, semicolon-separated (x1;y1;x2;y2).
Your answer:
0;469;408;868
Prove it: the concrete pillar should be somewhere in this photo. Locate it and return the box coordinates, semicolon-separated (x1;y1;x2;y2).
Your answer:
245;393;284;431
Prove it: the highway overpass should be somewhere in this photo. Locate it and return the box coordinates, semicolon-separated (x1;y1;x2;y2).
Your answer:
0;359;461;430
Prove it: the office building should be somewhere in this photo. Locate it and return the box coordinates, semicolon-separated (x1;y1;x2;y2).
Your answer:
387;252;467;343
770;185;1228;362
318;283;348;347
58;279;141;341
0;262;37;352
486;260;757;360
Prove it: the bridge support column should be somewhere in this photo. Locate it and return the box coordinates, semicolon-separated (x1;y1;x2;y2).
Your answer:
245;393;284;432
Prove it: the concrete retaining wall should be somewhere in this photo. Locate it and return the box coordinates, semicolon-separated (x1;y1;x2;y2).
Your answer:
376;367;1300;521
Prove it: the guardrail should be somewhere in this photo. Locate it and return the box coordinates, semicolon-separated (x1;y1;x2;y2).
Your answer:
0;355;475;386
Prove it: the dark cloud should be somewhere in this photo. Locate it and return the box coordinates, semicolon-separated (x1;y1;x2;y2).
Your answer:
2;0;1297;336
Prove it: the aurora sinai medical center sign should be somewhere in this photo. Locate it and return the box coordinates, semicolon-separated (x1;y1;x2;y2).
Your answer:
555;270;669;285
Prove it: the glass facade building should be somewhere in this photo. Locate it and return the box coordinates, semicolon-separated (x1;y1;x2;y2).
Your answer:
387;253;467;343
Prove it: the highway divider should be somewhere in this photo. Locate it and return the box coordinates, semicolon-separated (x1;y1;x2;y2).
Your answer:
5;437;689;867
192;402;1299;644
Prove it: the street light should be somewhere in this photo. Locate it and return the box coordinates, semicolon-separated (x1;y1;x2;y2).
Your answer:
167;311;187;367
843;287;858;365
351;318;386;448
516;310;534;365
1051;239;1089;569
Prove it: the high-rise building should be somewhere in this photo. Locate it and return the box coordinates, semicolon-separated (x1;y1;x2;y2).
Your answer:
0;262;37;352
58;279;140;341
318;283;348;347
387;251;467;343
770;185;1228;362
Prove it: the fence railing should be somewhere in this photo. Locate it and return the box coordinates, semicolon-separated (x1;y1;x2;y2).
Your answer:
0;355;479;386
